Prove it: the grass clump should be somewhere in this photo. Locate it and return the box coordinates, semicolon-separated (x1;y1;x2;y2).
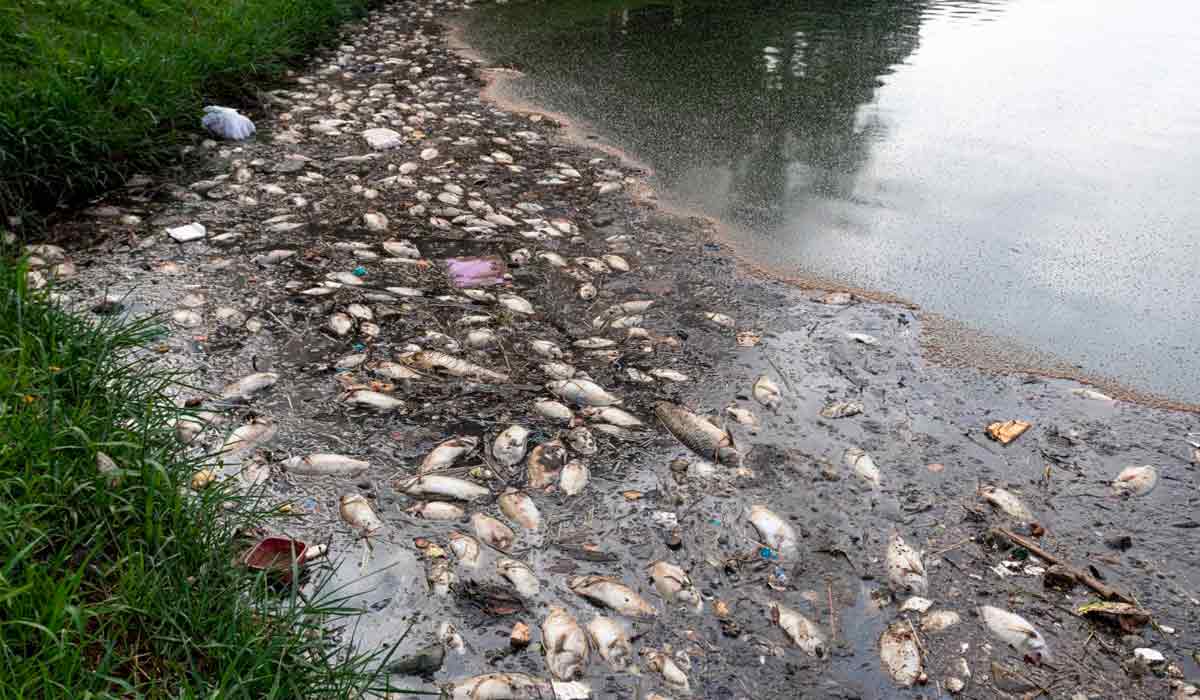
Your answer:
0;0;377;221
0;251;390;698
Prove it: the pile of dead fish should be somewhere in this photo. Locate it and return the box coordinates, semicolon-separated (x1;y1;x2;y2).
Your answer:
37;0;1181;697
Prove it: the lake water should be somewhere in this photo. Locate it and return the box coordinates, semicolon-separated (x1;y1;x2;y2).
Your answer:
465;0;1200;402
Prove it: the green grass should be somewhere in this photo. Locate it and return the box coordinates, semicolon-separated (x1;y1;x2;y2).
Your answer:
0;0;378;222
0;250;401;698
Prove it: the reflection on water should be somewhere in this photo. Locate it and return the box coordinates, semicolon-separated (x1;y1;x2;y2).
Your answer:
467;0;1200;399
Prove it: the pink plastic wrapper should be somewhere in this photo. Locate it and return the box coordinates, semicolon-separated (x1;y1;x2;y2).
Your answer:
446;256;507;288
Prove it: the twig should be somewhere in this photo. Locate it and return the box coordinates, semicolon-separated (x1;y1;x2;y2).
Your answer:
826;580;837;643
763;351;795;395
905;617;927;660
929;536;974;557
996;528;1135;604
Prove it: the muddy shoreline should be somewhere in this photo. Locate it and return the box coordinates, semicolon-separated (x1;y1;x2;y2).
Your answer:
27;0;1200;698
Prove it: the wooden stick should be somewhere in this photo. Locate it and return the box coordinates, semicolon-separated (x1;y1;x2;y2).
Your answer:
996;528;1134;604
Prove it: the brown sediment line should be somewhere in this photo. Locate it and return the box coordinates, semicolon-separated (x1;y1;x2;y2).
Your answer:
445;16;1200;415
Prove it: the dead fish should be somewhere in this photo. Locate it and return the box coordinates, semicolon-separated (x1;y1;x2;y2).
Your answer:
237;458;270;488
587;616;632;672
649;561;702;612
572;337;615;350
449;532;481;568
753;375;781;409
704;311;735;328
979;605;1049;663
175;410;219;445
429;560;457;596
369;360;423;380
582;406;643;428
887;532;928;596
328;312;353;336
643;649;689;693
472;513;515;551
335;353;367;370
655;401;741;465
748;505;798;559
559;460;589;496
601;254;629;272
383;239;421;258
461;288;495;303
547;379;622;406
541;362;576;380
172;309;202;328
498;558;541;598
725;405;759;427
845;447;881;487
979;485;1034;522
541;607;590;681
566;426;597;455
529;339;562;358
401;351;509;383
445;673;588;700
1072;387;1114;401
422;330;459;352
346;305;373;323
341;389;403;410
846;332;879;346
498;489;542;530
593;300;654;327
439;621;466;655
821;400;863;419
880;621;923;686
283;453;369;476
537;251;568;267
221;418;276;454
626;367;654;383
771;603;827;657
498;294;535;315
493;426;530;467
921;610;961;633
899;596;932;614
1112;465;1158;496
421;436;479;473
650;368;690;382
339;494;383;535
534;399;573;423
574;256;609;274
578;283;596;300
408;501;465;520
527;440;567;488
220;372;279;400
401;474;490;501
569;576;657;618
465;329;497;349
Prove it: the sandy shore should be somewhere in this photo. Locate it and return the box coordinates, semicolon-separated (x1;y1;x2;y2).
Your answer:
27;0;1200;696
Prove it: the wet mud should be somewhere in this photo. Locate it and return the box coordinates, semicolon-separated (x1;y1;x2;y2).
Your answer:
28;0;1200;698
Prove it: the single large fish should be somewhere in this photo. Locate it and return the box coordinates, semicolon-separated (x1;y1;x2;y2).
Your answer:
654;402;742;466
569;576;657;618
886;532;928;596
879;621;923;686
401;351;509;383
541;607;589;680
979;605;1049;663
283;453;369;476
771;603;827;657
586;617;632;672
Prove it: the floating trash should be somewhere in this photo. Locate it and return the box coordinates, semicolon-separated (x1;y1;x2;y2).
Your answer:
447;256;507;288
